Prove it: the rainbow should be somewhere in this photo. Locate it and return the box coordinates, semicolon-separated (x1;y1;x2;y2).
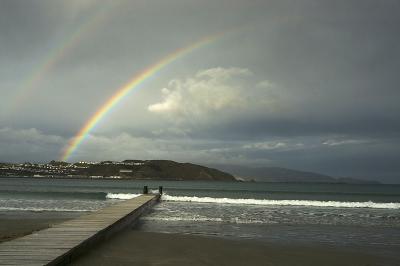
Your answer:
6;3;113;114
60;34;221;161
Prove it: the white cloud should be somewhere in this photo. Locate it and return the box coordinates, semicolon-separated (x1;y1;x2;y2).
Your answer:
243;141;287;150
322;139;370;146
241;140;312;152
147;67;282;126
147;87;183;113
256;80;275;88
148;67;252;118
195;67;253;79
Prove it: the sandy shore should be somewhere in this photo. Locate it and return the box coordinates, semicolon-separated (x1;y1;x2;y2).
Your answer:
73;230;399;266
0;218;67;242
1;215;398;266
0;211;78;243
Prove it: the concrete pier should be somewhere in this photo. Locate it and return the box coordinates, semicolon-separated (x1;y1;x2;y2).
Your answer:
0;194;160;266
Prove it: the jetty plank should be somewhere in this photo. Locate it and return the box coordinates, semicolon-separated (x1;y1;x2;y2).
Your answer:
0;194;159;266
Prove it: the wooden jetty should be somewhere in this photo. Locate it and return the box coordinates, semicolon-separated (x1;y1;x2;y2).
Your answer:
0;194;160;266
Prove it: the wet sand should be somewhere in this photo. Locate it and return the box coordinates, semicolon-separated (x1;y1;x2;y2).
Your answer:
73;230;399;266
0;218;67;242
1;215;398;266
0;211;78;243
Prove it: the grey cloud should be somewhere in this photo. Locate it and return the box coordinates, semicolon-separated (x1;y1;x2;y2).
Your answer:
0;127;65;162
147;66;400;141
1;0;400;183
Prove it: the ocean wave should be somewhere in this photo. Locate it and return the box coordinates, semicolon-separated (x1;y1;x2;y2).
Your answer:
161;195;400;209
106;193;141;200
142;216;271;224
0;190;108;200
142;216;224;222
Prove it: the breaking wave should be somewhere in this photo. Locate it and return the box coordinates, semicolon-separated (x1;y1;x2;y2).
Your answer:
142;216;269;224
142;216;224;223
106;193;141;200
161;195;400;209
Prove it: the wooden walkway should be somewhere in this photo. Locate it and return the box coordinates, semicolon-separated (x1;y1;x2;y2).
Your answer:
0;194;160;266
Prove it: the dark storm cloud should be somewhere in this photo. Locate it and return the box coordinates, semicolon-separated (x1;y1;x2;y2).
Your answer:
188;114;400;141
0;1;73;61
0;0;399;182
249;139;400;184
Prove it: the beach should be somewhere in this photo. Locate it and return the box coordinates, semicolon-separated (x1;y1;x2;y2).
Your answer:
1;214;398;266
0;211;78;243
73;230;398;266
1;178;399;265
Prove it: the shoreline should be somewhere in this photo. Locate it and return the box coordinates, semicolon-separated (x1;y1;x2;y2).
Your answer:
0;176;387;185
1;212;399;265
0;211;78;243
74;230;399;266
0;176;240;182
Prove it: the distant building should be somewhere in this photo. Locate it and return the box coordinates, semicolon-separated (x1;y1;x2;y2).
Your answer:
119;169;133;177
120;169;132;173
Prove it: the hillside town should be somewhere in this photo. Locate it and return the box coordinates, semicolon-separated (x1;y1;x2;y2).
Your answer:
0;160;235;181
0;160;147;178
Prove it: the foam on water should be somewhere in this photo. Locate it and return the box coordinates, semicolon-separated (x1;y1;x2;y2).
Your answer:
161;194;400;209
106;193;141;200
142;216;269;224
142;216;224;223
0;198;111;213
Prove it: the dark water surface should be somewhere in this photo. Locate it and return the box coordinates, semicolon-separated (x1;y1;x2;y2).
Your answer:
1;177;399;258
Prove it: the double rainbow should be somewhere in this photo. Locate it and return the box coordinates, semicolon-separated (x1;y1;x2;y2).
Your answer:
7;3;113;113
60;34;221;161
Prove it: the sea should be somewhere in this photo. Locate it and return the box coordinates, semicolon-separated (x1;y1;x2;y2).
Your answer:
1;177;399;258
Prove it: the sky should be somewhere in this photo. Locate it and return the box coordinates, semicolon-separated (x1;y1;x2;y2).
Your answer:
0;0;399;183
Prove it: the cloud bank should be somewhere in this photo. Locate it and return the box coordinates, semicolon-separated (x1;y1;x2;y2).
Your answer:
1;1;400;183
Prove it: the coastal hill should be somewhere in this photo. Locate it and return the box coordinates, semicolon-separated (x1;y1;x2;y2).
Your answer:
0;160;236;181
210;165;380;184
0;160;379;183
83;160;236;181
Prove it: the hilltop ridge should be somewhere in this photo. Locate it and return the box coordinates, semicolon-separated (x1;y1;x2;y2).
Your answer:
210;164;380;184
0;160;236;181
0;160;381;184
